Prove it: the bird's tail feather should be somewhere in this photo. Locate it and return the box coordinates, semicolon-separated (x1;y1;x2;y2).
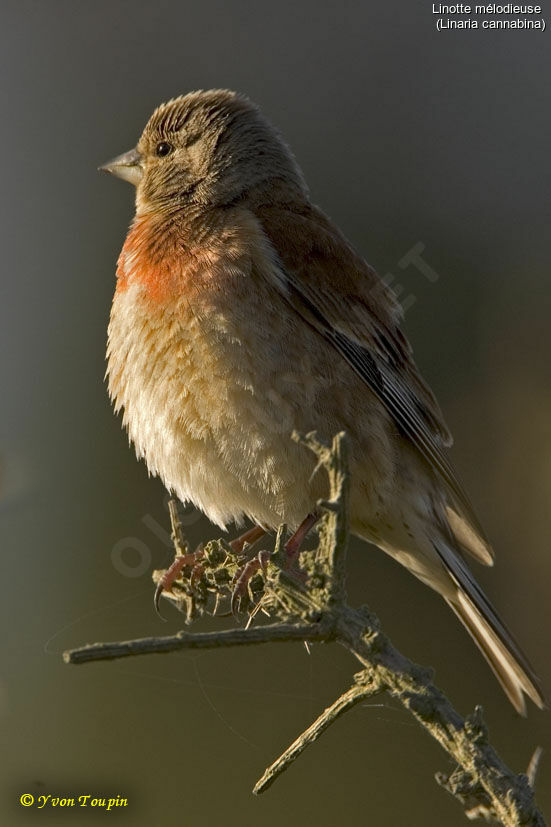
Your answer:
435;540;545;715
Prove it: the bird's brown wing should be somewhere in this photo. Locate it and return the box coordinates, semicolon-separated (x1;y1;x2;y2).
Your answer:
255;202;491;556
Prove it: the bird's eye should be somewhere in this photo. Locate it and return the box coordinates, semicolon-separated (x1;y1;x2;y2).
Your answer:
155;141;173;157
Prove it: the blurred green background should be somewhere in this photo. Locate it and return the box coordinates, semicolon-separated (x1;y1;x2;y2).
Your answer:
1;1;549;825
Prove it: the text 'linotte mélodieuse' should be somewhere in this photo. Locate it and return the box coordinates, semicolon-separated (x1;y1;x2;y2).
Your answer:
432;4;542;11
432;4;545;29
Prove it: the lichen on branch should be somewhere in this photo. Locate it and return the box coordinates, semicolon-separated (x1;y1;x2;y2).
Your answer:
64;431;545;826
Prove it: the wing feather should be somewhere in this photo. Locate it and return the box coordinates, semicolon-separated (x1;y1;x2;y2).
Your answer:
254;201;490;547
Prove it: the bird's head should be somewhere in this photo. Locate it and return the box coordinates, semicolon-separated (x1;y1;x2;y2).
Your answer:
100;89;307;213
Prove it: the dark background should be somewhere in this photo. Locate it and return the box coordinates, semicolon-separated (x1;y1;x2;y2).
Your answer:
2;1;550;825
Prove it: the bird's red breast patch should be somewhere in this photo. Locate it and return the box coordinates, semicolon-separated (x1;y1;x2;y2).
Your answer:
116;215;190;302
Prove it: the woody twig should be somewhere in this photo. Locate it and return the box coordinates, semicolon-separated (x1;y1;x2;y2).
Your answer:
63;432;545;826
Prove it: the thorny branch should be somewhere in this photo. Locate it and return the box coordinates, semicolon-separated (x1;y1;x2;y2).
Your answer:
64;432;545;826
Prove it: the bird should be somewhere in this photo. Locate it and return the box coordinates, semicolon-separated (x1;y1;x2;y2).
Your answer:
101;89;544;715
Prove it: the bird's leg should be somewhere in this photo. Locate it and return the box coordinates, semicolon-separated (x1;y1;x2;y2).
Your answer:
229;524;267;556
283;511;320;569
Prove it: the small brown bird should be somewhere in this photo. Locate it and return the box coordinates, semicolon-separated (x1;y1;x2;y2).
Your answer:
102;89;543;714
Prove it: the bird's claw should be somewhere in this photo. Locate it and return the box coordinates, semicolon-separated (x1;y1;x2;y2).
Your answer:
230;550;271;616
154;544;205;619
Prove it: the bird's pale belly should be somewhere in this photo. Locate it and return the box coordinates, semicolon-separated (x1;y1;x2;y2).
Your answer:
107;281;395;530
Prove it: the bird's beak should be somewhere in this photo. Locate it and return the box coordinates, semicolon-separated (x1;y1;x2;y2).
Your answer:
99;147;143;186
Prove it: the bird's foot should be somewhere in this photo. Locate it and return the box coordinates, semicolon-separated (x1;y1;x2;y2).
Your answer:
230;550;272;615
154;544;205;619
154;506;319;619
154;512;267;618
230;512;319;615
